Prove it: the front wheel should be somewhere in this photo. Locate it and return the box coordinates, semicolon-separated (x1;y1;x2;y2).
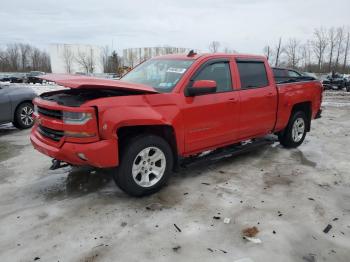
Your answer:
278;111;307;148
113;135;174;197
12;102;34;129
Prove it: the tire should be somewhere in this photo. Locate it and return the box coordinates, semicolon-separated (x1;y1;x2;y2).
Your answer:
113;135;174;197
278;111;307;148
12;102;34;129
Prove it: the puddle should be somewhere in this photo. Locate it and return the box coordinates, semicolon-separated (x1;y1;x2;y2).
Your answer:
0;141;25;162
42;167;113;200
292;150;317;167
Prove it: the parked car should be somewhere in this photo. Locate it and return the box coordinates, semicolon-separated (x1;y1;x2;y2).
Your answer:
0;84;36;129
272;67;316;83
26;71;45;84
31;52;323;196
9;73;26;83
0;75;11;82
321;72;348;90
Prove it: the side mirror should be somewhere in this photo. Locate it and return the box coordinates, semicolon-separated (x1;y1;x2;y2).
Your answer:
186;80;217;96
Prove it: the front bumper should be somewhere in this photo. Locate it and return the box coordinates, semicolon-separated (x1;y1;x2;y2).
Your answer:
30;128;118;168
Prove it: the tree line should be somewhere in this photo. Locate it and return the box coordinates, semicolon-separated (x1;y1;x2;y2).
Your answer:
262;26;350;73
0;43;51;72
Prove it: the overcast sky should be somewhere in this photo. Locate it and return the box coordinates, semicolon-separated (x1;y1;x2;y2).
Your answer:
1;0;349;54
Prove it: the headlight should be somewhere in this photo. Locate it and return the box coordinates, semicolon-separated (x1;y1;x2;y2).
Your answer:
62;111;92;125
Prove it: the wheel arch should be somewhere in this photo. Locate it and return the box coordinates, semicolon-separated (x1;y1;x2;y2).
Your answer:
290;101;312;132
117;125;179;169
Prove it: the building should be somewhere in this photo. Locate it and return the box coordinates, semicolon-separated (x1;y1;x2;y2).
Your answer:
122;47;195;68
49;44;104;74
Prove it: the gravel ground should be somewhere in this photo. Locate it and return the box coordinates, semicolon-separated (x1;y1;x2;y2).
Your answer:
0;91;349;262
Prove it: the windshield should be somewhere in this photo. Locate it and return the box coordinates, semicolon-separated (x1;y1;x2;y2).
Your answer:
121;59;194;92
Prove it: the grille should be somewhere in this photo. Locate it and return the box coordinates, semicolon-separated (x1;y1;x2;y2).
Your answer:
38;106;62;119
38;125;64;142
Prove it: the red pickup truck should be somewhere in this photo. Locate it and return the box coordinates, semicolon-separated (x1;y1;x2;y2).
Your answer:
30;52;323;196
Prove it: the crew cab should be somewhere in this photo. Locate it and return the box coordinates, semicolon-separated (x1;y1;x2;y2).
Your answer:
30;52;323;196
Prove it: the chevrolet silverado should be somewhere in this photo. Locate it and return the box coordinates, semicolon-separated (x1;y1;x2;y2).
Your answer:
30;52;323;196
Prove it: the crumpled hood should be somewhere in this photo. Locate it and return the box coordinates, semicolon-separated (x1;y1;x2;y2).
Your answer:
39;74;159;94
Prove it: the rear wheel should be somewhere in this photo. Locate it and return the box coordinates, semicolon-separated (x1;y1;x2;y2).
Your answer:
13;102;34;129
113;135;173;197
278;111;307;148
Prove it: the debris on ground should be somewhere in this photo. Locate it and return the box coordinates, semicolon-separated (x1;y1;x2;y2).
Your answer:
121;222;127;227
213;216;221;220
302;253;317;262
273;230;276;234
174;224;182;232
207;248;214;252
323;224;332;233
243;237;262;244
145;203;163;211
308;197;315;201
34;257;40;261
223;217;231;224
332;218;338;221
201;182;211;185
242;226;261;244
242;226;259;237
220;249;227;253
172;246;181;252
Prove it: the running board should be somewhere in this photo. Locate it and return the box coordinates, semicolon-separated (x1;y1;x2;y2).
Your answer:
180;137;276;168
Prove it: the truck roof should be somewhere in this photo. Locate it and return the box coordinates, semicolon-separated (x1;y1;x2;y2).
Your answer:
153;53;266;61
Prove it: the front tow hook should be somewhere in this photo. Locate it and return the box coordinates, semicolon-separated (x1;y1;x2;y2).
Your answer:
50;159;69;170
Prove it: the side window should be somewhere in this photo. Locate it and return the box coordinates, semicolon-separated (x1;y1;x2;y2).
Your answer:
287;70;301;77
237;61;269;89
273;69;285;78
194;62;232;92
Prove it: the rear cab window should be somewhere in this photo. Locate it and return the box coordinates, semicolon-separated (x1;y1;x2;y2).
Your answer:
236;60;269;89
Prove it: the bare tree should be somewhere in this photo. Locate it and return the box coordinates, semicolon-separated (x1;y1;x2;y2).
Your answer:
274;38;282;67
311;27;328;72
284;38;300;68
62;45;74;73
18;43;31;71
327;27;338;71
30;47;42;70
75;48;95;74
6;43;20;71
334;27;344;70
343;30;350;73
300;41;312;71
223;47;236;54
209;41;220;53
263;45;272;62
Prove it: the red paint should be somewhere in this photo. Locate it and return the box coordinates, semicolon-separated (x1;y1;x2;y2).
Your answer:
31;53;323;167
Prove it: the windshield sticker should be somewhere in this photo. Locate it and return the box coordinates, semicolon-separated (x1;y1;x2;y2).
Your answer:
159;82;173;87
166;68;186;74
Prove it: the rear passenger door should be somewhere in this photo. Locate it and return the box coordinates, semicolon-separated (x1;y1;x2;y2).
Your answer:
236;59;277;139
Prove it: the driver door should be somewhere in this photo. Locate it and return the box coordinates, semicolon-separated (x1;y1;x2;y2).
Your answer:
182;59;240;154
